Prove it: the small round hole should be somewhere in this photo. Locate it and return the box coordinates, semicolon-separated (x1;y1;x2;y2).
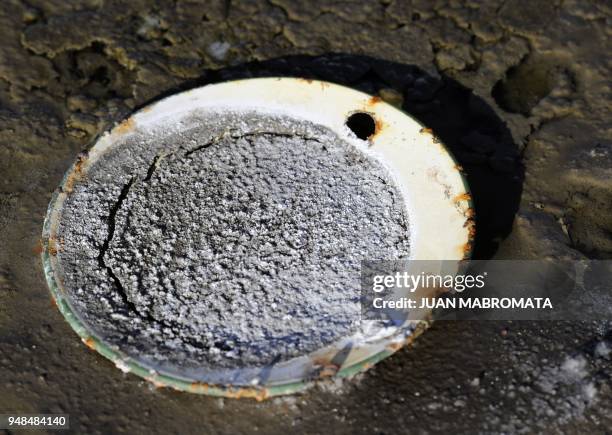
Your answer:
346;112;376;140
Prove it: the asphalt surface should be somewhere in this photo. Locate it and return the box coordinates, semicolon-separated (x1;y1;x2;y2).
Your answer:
1;1;611;434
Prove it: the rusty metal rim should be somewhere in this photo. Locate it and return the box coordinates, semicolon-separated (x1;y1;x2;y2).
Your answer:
41;77;473;398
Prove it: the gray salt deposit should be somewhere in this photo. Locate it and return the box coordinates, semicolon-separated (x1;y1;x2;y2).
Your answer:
55;110;410;379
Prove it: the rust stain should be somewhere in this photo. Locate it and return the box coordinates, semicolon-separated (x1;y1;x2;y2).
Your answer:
374;117;384;134
385;341;404;352
403;321;431;347
298;77;314;84
312;356;332;366
146;377;166;389
225;387;270;401
463;209;477;259
462;241;473;257
313;357;340;378
454;164;464;173
48;238;58;256
189;382;210;394
464;218;476;237
83;337;96;350
369;116;385;141
62;151;88;194
50;296;57;308
189;382;269;401
368;95;382;105
461;204;477;258
454;192;472;203
419;127;441;143
319;364;339;378
114;117;136;135
381;325;431;362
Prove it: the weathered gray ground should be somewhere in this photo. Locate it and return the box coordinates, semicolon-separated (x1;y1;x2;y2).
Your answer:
0;0;611;434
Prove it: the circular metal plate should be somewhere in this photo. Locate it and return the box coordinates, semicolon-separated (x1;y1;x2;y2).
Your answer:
42;78;473;399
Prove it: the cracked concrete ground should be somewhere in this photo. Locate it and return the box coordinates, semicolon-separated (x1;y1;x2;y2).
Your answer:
0;0;611;433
